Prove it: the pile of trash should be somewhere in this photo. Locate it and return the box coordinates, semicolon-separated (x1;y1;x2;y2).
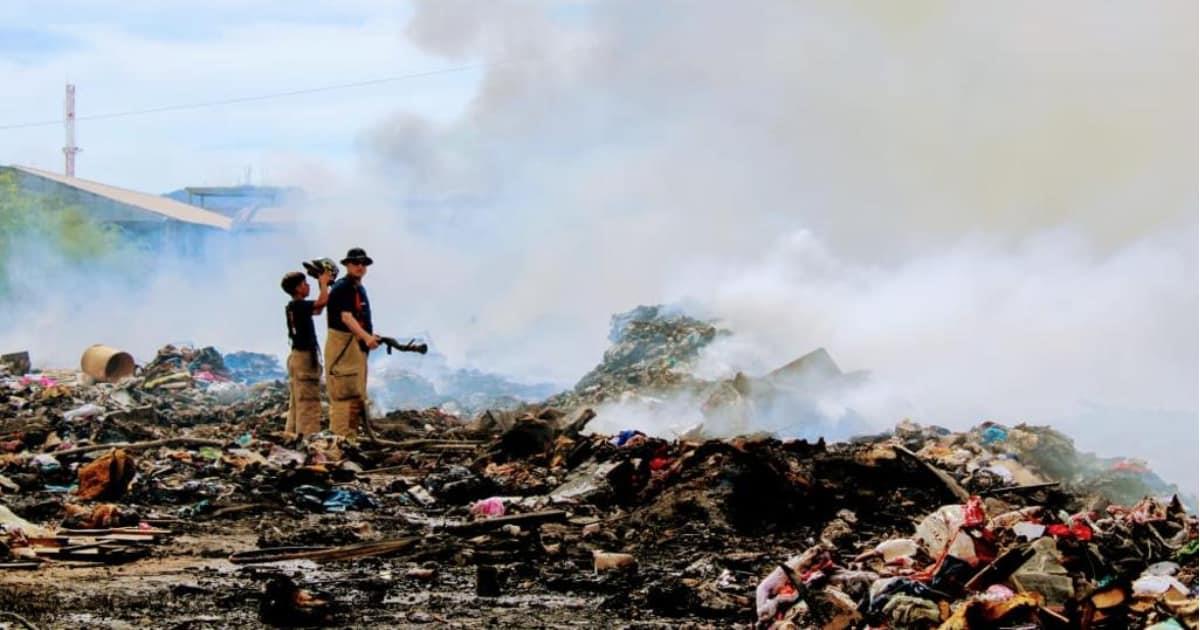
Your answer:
224;351;287;384
549;304;723;408
140;344;285;387
737;420;1198;629
549;305;872;440
0;344;288;436
1;370;1195;627
0;321;1194;627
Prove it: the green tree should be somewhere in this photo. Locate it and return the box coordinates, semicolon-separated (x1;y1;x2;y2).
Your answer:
0;170;122;291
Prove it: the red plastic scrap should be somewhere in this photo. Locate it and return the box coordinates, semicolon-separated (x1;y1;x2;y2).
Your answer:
1046;521;1093;541
963;496;987;528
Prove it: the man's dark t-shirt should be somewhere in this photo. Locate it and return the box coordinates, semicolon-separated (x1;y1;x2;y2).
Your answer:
286;299;319;352
327;277;372;336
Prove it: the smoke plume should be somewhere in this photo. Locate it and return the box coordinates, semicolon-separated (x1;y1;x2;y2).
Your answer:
0;1;1194;491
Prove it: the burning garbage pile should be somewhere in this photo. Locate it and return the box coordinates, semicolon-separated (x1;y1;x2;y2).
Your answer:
550;304;872;440
0;319;1195;628
549;304;725;407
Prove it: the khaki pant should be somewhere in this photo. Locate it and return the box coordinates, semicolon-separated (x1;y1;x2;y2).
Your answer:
286;349;322;436
325;329;368;436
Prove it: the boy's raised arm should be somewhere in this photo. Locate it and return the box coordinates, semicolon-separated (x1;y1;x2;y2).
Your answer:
312;271;332;314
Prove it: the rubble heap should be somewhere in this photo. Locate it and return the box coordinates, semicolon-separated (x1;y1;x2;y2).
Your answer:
550;304;722;408
0;352;1194;627
2;345;287;437
550;305;871;439
224;351;287;384
0;329;1194;628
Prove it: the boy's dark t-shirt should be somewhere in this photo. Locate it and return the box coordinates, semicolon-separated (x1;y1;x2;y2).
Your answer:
326;277;372;335
286;299;319;352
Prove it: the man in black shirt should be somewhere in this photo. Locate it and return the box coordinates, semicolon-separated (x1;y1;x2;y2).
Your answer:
281;268;331;436
324;247;381;436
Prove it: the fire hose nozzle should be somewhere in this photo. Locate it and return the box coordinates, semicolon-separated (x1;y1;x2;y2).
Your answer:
379;336;428;355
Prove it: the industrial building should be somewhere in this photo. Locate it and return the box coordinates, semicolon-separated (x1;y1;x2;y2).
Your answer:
164;184;302;232
3;165;233;254
1;165;299;255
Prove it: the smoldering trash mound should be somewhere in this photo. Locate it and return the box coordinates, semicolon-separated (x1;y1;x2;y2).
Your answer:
547;303;874;440
0;306;1195;628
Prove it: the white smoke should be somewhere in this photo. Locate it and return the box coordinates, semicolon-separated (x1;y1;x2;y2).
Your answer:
0;1;1194;492
373;0;1197;490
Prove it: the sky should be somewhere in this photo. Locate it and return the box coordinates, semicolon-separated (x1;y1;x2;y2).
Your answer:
0;1;483;189
0;1;1196;493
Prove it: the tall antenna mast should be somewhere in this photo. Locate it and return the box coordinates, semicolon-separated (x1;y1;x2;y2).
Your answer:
63;83;80;176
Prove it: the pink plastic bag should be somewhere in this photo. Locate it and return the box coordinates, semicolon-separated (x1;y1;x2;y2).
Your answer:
471;497;506;518
20;375;56;388
984;584;1015;601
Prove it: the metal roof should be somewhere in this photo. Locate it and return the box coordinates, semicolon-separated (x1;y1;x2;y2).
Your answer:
12;165;233;230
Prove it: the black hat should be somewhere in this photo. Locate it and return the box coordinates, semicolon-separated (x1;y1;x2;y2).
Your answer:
280;271;306;295
341;247;374;266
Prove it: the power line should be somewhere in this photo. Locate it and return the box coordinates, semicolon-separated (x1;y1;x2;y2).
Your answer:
0;62;489;131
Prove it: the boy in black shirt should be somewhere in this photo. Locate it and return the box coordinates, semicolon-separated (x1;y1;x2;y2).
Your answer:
281;268;331;436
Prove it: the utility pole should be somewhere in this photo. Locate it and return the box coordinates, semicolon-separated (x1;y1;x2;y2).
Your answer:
63;83;80;176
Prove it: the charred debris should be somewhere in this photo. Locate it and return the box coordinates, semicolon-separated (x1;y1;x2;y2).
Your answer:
0;306;1194;628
